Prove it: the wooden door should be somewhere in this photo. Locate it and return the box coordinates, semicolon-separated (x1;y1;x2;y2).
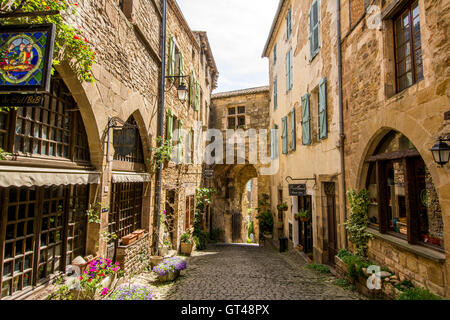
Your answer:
324;182;337;264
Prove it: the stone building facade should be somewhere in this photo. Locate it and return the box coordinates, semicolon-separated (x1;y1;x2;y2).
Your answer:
0;0;217;300
263;0;347;264
340;0;450;297
209;87;271;244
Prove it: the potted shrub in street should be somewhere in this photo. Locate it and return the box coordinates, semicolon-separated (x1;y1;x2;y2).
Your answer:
180;229;194;256
152;256;187;282
297;209;311;222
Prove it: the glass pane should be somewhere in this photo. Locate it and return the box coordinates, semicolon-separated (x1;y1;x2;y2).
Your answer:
23;272;31;288
4;243;13;259
238;106;245;114
402;13;409;27
8;206;16;221
14;257;23;273
24;255;32;270
3;261;12;277
228;108;236;115
1;281;11;298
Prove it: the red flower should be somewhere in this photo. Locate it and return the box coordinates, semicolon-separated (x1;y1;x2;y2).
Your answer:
74;35;80;40
84;38;89;43
46;6;50;10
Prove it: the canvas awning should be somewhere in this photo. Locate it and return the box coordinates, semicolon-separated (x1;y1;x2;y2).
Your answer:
111;171;151;184
0;165;101;188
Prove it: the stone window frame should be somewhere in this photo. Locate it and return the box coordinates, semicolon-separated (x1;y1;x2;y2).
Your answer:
227;106;246;130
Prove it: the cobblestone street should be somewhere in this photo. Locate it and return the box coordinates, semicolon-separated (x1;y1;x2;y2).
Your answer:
127;243;362;300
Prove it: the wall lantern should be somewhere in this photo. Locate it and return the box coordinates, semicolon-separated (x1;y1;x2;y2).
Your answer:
165;75;189;102
430;138;450;166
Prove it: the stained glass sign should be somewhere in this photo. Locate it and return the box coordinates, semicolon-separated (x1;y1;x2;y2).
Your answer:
0;24;55;93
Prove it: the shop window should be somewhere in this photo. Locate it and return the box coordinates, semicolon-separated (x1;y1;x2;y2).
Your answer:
109;182;143;240
1;185;89;299
0;75;90;163
394;1;423;92
366;131;444;251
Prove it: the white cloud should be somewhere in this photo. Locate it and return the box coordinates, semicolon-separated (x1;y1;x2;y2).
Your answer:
176;0;279;93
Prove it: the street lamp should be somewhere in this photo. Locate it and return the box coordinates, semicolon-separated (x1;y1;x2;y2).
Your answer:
430;138;450;166
165;75;189;103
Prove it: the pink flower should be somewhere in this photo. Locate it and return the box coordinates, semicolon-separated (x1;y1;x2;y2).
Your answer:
101;288;109;296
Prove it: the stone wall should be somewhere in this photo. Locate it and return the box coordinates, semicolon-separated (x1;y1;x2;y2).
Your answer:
340;0;450;297
116;233;150;275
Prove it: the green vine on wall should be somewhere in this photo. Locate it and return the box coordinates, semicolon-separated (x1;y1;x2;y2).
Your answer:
0;1;97;86
345;189;373;257
149;136;173;172
193;187;216;250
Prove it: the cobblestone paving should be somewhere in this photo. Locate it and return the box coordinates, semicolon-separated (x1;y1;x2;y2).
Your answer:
126;243;363;300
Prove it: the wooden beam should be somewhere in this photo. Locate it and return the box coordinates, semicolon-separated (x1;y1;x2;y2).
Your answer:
366;149;420;162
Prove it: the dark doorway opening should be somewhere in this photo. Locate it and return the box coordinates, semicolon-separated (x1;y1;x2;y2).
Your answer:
323;182;337;265
297;195;313;255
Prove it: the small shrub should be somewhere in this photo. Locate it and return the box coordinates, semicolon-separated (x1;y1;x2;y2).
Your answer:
334;278;355;291
394;280;414;292
398;287;442;300
109;285;153;300
337;248;352;259
306;263;331;274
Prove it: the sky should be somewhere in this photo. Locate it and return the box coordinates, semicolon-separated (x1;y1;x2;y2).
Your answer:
177;0;279;94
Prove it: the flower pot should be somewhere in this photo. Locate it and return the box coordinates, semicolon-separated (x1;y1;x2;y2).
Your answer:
150;256;163;268
157;270;180;282
300;217;311;222
121;234;137;245
132;229;145;239
180;242;193;255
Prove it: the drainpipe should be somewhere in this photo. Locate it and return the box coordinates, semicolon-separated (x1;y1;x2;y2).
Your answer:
336;0;348;249
152;0;167;255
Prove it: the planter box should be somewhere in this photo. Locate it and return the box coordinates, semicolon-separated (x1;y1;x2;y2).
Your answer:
132;229;146;239
121;234;137;246
150;256;163;268
157;270;180;282
180;242;193;256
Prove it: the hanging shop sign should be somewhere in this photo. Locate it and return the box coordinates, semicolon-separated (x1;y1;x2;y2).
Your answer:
113;127;137;157
0;24;55;93
289;184;307;196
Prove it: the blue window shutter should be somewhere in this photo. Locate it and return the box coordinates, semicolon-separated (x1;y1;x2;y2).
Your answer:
302;94;311;145
319;77;328;139
274;124;279;158
282;116;288;154
286;53;289;92
291;107;296;151
273;44;277;65
289;49;293;90
310;0;320;60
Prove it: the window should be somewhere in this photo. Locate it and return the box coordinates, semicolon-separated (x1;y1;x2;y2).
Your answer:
309;0;320;60
273;77;278;110
270;124;279;159
1;185;89;299
366;131;444;251
0;75;90;163
109;182;143;240
301;93;311;145
286;7;292;40
227;106;245;129
113;116;144;164
394;1;423;92
273;43;277;65
185;196;195;230
286;48;293;92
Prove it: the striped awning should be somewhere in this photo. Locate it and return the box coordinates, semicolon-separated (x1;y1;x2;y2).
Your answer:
0;165;101;188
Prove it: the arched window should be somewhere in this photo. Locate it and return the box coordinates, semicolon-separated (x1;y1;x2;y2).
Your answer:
113;116;144;164
0;74;90;163
366;131;444;251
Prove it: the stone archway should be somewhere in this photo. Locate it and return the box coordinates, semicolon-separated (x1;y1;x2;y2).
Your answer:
210;164;269;243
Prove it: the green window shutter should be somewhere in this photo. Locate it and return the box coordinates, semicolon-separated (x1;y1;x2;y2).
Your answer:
179;53;185;81
302;94;311;145
286;8;292;40
168;36;175;77
274;77;278;110
189;72;194;106
291;107;296;151
319;77;328;139
286;52;290;92
177;120;183;162
274;124;279;158
273;44;277;65
289;49;293;90
166;110;173;142
282;116;288;154
270;128;275;160
195;81;200;111
187;129;193;163
309;0;320;60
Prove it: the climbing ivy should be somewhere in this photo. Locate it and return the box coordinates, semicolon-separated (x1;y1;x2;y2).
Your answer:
345;189;373;257
193;187;216;250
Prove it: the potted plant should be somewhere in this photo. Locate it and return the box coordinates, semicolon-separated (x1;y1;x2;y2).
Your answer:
180;228;194;256
152;256;187;282
297;209;311;222
277;202;288;211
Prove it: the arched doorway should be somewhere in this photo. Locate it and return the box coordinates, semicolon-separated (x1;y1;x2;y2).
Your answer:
364;130;444;250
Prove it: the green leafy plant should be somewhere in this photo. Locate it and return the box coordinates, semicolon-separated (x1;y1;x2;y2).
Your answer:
256;194;273;235
277;202;288;211
181;229;193;244
248;220;254;238
0;147;11;160
0;1;96;83
397;287;442;300
306;263;331;274
100;231;118;243
334;278;355;291
151;136;174;170
337;248;352;259
86;202;107;224
394;280;415;292
295;209;311;221
192;187;216;250
345;189;373;257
